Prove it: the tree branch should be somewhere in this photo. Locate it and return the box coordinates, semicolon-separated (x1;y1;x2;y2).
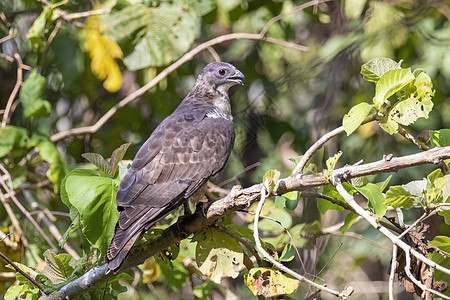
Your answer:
40;146;450;299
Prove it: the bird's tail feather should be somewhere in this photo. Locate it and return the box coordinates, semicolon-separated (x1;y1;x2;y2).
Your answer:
107;231;141;271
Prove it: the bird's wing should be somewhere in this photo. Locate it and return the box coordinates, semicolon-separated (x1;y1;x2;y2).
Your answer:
116;107;234;209
107;107;234;269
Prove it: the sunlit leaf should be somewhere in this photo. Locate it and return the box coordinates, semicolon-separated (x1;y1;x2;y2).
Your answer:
343;102;374;135
244;267;299;297
42;250;74;284
279;244;295;262
263;169;280;194
429;129;450;148
385;186;415;209
344;0;367;20
373;68;415;107
361;57;400;83
389;97;433;126
377;115;398;135
195;228;244;283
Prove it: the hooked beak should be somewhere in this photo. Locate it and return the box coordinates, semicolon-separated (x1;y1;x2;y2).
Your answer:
227;70;245;86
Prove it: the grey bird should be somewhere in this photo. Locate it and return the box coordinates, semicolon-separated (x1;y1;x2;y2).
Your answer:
106;62;244;271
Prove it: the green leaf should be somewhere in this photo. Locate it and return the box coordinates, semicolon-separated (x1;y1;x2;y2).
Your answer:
42;250;75;284
339;212;359;233
263;169;280;194
389;97;433;126
438;210;450;225
344;0;367;20
104;4;198;70
82;143;130;178
426;169;447;204
244;267;299;297
282;191;299;211
355;183;387;217
19;69;51;119
274;196;286;209
325;151;342;179
0;125;28;158
110;143;131;177
279;244;295;262
375;175;392;192
373;68;415;107
377;114;398;135
430;236;450;286
29;136;68;192
81;153;111;176
27;7;52;49
385;186;415;209
317;185;345;214
430;236;450;253
5;285;27;300
192;280;214;299
414;71;435;100
64;168;120;253
343;102;374;135
195;228;244;283
361;57;400;83
429;129;450;148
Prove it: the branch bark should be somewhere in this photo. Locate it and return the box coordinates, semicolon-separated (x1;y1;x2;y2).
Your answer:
40;145;450;300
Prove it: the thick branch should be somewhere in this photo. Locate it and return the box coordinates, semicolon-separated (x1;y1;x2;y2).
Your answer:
40;146;450;299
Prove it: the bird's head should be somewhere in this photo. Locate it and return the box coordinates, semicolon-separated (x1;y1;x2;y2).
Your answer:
197;62;245;94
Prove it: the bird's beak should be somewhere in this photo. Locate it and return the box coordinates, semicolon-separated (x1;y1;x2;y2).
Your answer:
228;70;245;86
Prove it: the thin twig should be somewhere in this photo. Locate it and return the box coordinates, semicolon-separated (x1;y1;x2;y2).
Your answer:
397;126;429;151
389;245;398;300
2;53;24;128
260;0;330;36
292;113;377;176
253;186;344;297
39;19;62;73
64;8;111;20
50;33;308;142
206;46;221;62
0;250;47;294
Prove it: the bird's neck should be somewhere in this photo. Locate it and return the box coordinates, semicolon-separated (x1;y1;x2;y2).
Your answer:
185;83;232;116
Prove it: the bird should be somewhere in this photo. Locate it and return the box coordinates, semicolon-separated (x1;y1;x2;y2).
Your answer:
106;62;245;271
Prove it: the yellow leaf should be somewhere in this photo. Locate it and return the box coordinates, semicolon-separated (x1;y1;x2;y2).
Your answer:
142;257;161;283
85;16;123;92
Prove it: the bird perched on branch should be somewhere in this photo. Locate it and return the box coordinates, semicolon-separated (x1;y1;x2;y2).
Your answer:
107;62;244;271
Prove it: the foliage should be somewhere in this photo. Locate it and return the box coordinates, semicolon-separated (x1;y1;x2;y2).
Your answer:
1;0;450;299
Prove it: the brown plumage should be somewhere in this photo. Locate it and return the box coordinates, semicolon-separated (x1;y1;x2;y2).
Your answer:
106;62;244;271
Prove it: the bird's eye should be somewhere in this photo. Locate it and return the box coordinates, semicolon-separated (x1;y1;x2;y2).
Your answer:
218;69;226;76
